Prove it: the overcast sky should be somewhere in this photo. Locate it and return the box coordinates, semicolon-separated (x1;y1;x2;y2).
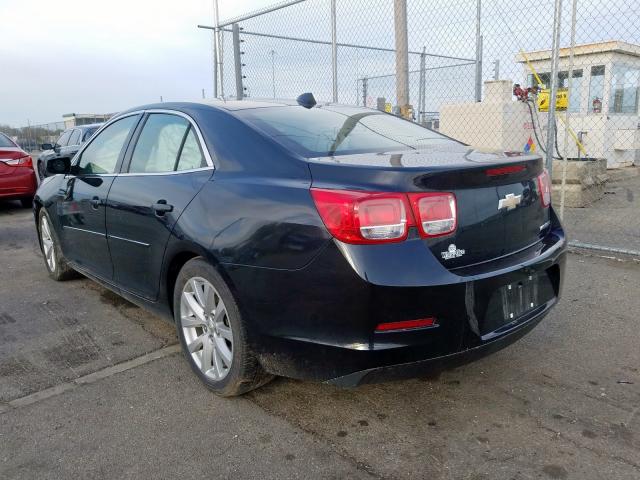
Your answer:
0;0;271;126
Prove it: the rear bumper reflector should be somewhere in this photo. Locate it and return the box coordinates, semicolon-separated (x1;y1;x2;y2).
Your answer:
375;317;438;332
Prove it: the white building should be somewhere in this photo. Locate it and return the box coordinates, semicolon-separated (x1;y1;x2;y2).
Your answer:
519;41;640;167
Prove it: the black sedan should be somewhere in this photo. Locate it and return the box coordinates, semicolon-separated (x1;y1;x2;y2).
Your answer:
34;97;566;396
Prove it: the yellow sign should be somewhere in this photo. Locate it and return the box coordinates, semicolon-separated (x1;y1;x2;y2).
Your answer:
537;87;569;112
384;103;392;113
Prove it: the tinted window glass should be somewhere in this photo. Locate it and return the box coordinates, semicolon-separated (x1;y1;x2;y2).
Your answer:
68;129;81;146
176;127;206;171
129;114;189;173
56;130;72;147
239;106;454;157
77;115;138;174
0;133;16;147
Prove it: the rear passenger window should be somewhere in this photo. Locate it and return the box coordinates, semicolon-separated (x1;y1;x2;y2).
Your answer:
129;114;189;173
56;130;72;147
176;127;206;171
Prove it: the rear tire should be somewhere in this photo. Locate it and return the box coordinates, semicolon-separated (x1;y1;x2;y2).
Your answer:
20;198;32;208
38;209;76;281
173;257;273;396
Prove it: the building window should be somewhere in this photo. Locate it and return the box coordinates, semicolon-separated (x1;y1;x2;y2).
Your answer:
558;70;583;113
609;64;640;114
588;65;605;113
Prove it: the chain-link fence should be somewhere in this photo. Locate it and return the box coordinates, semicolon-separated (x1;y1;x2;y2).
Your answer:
205;0;640;256
0;122;66;153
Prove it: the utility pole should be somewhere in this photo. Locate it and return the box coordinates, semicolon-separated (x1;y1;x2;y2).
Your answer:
270;49;276;98
394;0;411;119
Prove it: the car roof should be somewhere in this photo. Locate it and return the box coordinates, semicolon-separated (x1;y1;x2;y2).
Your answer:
118;98;372;116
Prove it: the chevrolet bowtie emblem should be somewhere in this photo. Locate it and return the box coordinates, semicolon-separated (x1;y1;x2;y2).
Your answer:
498;193;522;211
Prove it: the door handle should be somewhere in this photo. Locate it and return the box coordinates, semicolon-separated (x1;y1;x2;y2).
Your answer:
152;200;173;216
90;196;100;209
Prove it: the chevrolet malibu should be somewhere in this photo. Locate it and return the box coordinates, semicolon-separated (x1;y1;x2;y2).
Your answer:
34;97;566;396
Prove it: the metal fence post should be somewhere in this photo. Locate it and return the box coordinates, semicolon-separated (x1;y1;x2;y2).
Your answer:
394;0;410;118
232;23;244;100
559;0;577;220
474;0;482;102
493;59;500;80
213;33;218;98
362;77;368;107
331;0;338;103
419;47;426;124
545;0;564;174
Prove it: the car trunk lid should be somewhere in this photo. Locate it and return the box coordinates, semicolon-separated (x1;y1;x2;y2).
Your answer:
308;145;549;269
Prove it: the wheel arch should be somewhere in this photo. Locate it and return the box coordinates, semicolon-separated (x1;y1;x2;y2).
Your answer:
164;247;235;318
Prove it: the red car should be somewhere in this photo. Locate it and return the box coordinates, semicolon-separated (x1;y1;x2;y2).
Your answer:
0;132;37;208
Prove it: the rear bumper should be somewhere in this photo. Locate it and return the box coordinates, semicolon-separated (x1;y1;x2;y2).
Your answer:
225;221;567;384
0;167;37;199
327;299;552;387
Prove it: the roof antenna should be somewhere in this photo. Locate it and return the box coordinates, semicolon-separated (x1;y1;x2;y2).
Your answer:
296;92;316;109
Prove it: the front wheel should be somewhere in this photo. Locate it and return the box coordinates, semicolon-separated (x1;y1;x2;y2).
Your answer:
173;258;273;396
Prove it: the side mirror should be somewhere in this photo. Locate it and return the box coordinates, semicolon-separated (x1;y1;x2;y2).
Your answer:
46;157;71;175
41;143;53;151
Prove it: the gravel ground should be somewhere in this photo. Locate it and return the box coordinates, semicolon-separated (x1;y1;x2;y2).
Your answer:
0;199;638;480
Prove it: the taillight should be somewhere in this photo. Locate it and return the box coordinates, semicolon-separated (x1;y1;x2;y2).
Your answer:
408;192;457;238
3;155;32;167
310;188;413;244
537;169;551;207
311;188;458;244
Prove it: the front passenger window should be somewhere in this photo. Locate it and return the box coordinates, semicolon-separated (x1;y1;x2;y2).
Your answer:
77;115;139;175
129;114;190;173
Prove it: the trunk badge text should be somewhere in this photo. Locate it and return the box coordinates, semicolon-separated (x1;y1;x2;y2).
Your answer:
498;193;522;211
442;244;465;260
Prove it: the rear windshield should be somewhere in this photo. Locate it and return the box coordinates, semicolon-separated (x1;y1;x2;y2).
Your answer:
0;133;17;148
238;106;456;157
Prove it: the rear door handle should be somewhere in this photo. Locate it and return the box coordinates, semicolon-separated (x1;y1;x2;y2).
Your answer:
152;200;173;216
90;196;100;209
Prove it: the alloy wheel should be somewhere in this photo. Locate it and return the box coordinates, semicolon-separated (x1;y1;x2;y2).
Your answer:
180;277;233;380
40;216;56;272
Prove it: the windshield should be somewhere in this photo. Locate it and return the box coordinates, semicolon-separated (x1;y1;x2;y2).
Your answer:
0;133;17;148
238;106;456;157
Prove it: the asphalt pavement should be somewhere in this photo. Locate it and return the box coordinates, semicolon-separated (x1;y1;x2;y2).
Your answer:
0;199;638;480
